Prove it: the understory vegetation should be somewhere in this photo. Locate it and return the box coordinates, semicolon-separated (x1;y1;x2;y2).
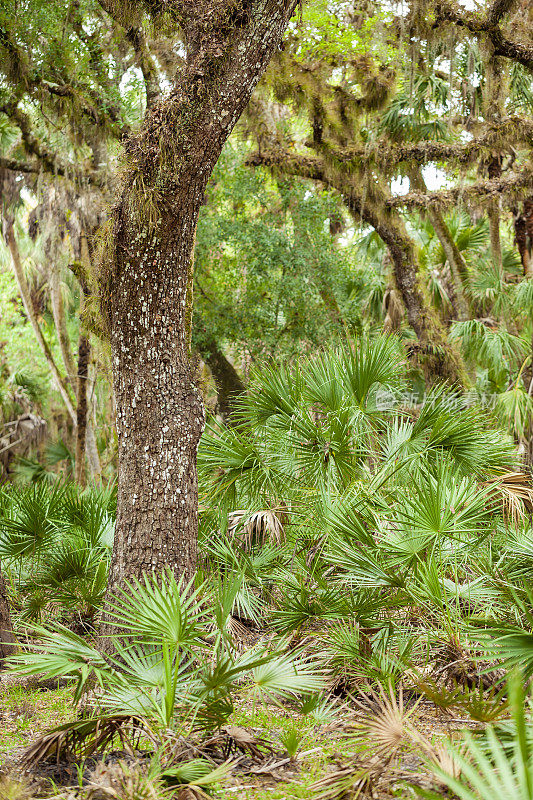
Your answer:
0;340;533;798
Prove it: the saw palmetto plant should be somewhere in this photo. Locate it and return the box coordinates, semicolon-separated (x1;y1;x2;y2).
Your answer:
0;482;114;623
8;569;325;758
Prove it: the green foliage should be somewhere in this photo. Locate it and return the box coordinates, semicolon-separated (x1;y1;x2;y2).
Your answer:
0;482;113;621
8;569;325;745
421;674;533;800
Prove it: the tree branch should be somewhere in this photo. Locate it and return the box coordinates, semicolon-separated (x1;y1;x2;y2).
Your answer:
0;23;125;132
96;0;162;108
387;168;533;208
325;117;533;170
434;0;533;70
0;156;40;174
0;103;105;186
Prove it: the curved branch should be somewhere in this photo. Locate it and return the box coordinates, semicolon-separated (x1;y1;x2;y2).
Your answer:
0;156;40;174
0;104;105;186
247;147;466;384
96;0;162;108
3;220;76;422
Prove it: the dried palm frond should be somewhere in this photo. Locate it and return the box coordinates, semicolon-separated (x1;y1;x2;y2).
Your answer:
426;741;462;782
349;683;422;758
20;715;144;765
201;724;274;763
220;725;274;761
228;509;285;549
85;762;163;800
382;287;404;333
307;765;372;800
483;471;533;523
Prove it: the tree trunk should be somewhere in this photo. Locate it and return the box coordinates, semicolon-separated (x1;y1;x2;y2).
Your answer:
487;157;503;271
75;331;90;486
199;331;246;424
408;165;470;321
85;422;101;481
343;194;466;386
514;206;531;276
49;259;101;481
99;0;298;625
0;565;16;667
49;261;78;388
247;149;465;386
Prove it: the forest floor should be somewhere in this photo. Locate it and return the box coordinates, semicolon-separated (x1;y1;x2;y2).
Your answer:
0;675;488;800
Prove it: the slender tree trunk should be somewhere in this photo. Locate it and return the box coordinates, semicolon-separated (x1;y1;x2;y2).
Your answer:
514;207;530;276
85;423;100;481
49;260;100;482
75;332;90;486
0;565;16;667
487;157;503;271
77;234;102;480
49;262;78;387
3;220;76;422
408;165;470;321
98;0;298;627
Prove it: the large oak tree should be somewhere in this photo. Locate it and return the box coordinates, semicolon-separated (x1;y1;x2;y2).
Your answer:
97;0;298;614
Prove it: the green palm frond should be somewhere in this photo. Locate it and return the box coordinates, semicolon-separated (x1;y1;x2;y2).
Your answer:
421;673;533;800
106;570;208;652
0;482;69;558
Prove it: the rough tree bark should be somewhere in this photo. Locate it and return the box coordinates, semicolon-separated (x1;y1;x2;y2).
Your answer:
487;157;503;271
99;0;298;621
514;203;533;277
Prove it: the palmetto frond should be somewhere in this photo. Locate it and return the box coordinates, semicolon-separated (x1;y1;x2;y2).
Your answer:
423;673;533;800
0;481;69;558
350;683;421;757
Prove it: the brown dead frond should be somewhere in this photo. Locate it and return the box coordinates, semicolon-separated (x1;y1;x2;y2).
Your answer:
176;790;203;800
221;725;274;761
228;509;285;549
483;471;533;524
307;765;372;800
225;616;251;649
21;715;144;766
201;725;274;763
349;683;422;758
382;287;404;333
426;741;462;782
